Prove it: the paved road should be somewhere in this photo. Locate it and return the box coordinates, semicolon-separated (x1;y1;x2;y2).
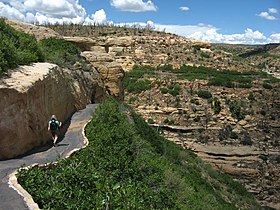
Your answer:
0;104;97;210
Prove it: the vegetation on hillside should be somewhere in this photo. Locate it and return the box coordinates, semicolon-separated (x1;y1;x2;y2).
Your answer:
0;18;43;75
0;18;85;76
38;37;82;68
43;22;169;37
122;65;279;94
17;98;260;209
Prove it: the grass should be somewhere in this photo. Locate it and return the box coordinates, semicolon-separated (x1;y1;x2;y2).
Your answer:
17;98;260;209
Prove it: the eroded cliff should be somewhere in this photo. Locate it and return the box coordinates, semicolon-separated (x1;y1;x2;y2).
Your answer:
0;63;107;159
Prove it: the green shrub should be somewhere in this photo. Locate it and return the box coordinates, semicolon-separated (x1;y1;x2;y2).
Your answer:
39;37;80;67
190;98;200;105
147;118;155;124
160;87;169;94
208;77;234;88
264;78;280;84
197;90;212;99
128;96;138;103
248;92;255;101
213;97;222;114
132;65;156;76
275;156;280;164
0;18;43;75
159;64;173;71
229;99;246;120
168;89;180;96
193;45;201;50
201;52;210;58
162;83;181;96
263;83;272;89
260;110;266;116
230;131;239;139
124;69;145;79
123;78;151;93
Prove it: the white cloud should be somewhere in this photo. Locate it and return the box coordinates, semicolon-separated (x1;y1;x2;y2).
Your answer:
268;8;278;14
92;9;106;24
84;9;107;25
141;22;278;44
24;0;86;19
268;33;280;43
0;0;109;25
115;21;277;44
179;6;189;11
110;0;157;12
258;8;278;20
258;11;277;20
0;2;26;21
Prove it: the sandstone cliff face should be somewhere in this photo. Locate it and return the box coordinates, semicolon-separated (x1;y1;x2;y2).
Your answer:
0;63;107;160
63;37;125;100
81;51;124;99
64;34;258;73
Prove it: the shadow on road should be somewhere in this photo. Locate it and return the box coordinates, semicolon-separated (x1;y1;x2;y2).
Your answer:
10;115;73;160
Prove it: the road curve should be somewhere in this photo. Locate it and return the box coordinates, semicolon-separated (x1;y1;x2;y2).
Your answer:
0;104;97;210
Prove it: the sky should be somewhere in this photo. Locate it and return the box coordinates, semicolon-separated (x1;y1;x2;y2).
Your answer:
0;0;280;44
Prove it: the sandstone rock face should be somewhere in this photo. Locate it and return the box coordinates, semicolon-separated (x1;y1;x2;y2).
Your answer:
62;37;125;99
63;36;96;51
81;51;124;100
105;36;134;47
5;19;61;41
0;63;107;160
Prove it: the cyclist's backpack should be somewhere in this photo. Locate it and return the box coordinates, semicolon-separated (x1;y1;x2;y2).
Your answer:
50;120;58;131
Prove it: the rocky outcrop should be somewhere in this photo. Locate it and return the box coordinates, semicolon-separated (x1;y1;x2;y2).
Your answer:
81;51;124;99
63;37;125;99
5;19;61;41
0;63;107;160
63;36;96;51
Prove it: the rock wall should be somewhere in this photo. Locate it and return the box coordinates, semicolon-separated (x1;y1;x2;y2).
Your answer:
0;63;107;160
63;37;125;100
81;51;124;100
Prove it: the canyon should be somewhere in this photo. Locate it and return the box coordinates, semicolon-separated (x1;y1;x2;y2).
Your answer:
1;20;279;209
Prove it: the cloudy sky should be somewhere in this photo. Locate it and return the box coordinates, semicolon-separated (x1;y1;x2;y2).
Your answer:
0;0;279;44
